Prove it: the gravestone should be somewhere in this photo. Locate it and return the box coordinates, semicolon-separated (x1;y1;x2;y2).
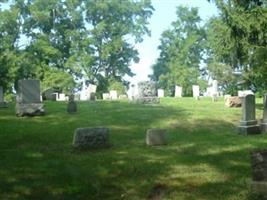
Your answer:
89;93;96;101
261;94;267;133
157;89;164;98
238;94;260;135
225;96;241;107
0;86;8;108
102;93;110;100
211;80;218;102
73;127;109;149
136;81;159;104
119;94;127;99
16;80;45;116
251;149;267;198
192;85;200;100
175;86;182;97
57;93;66;101
238;90;254;97
110;90;118;100
67;94;77;114
146;129;167;146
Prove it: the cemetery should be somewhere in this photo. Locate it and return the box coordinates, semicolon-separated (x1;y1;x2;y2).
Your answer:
1;1;267;200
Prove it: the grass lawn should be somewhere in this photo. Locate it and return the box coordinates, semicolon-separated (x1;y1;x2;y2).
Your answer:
0;97;266;200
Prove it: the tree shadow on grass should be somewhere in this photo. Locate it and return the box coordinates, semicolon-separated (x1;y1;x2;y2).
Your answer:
1;101;267;199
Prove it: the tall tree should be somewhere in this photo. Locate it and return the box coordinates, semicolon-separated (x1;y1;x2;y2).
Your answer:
151;6;206;96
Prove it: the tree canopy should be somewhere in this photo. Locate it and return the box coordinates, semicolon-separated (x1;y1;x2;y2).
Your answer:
0;0;154;94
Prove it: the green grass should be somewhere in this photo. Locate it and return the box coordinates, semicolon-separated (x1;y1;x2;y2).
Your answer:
0;97;266;200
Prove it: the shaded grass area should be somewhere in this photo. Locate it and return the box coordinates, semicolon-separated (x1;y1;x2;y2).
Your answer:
0;97;266;200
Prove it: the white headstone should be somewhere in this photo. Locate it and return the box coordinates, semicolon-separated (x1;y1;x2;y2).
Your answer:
57;93;66;101
157;89;164;98
102;93;110;100
110;90;118;100
192;85;200;99
175;86;182;97
88;84;97;94
238;90;254;97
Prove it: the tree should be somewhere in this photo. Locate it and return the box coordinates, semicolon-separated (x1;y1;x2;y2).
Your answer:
151;6;206;96
207;0;267;95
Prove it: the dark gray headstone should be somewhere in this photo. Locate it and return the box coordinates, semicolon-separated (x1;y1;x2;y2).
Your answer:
73;127;109;149
18;80;41;103
16;80;44;116
0;86;3;102
146;129;167;146
251;149;267;198
238;94;260;135
67;95;77;114
261;94;267;133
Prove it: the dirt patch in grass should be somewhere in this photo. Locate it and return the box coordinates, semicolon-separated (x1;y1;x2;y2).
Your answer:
148;184;167;200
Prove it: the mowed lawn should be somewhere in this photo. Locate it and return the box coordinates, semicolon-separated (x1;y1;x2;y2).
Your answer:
0;98;266;200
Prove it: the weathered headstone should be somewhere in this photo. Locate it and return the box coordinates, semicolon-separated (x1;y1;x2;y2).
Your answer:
146;129;167;146
238;94;260;135
16;80;45;116
175;86;182;97
67;94;77;114
192;85;200;100
157;89;164;98
57;93;66;101
225;96;241;107
251;149;267;198
73;127;109;149
89;92;96;101
0;86;8;108
261;94;267;133
136;81;159;104
102;93;110;100
110;90;118;100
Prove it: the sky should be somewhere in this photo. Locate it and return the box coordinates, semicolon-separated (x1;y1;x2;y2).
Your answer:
127;0;218;86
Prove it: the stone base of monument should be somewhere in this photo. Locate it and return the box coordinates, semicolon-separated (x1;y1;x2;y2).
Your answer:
251;181;267;198
238;120;261;135
73;127;109;149
0;102;8;108
146;129;167;146
136;97;160;104
16;103;45;117
67;101;77;114
260;122;267;133
251;149;267;197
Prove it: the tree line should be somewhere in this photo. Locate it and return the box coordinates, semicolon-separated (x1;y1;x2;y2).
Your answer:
1;0;267;98
151;0;267;96
0;0;153;97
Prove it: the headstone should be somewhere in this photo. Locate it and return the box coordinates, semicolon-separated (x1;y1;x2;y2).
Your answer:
261;94;267;133
238;90;254;97
119;94;127;99
67;94;77;114
146;129;167;146
51;93;58;101
175;86;182;97
251;149;267;198
57;93;66;101
157;89;164;98
102;93;110;100
225;96;241;107
74;94;80;101
73;127;109;149
136;81;159;104
16;80;44;116
224;94;231;101
238;94;260;135
192;85;200;100
110;90;118;100
89;92;96;101
0;86;8;108
211;80;219;102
